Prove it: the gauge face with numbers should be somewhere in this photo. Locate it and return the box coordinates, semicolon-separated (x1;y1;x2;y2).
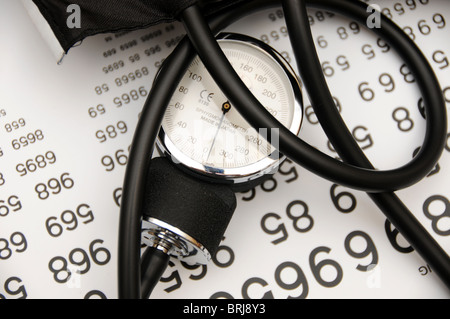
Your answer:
158;33;303;184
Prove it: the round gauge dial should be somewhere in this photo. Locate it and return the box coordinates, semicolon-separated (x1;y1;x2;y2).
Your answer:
158;34;303;184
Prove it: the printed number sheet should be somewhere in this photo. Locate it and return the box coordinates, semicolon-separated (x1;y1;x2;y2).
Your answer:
0;0;449;299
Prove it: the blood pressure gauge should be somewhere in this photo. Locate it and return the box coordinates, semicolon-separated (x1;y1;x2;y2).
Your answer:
158;33;303;187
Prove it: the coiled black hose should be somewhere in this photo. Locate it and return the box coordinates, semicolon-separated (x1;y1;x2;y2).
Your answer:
119;0;449;298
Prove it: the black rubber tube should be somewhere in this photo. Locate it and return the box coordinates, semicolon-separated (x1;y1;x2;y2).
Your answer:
118;42;196;299
118;0;285;299
140;247;170;299
180;2;449;288
282;0;450;289
118;0;449;298
286;0;447;174
180;4;447;193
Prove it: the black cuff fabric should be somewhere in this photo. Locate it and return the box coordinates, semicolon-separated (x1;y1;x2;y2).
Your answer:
142;157;237;257
32;0;245;52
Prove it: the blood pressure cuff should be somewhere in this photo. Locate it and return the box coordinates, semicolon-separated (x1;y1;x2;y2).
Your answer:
31;0;244;53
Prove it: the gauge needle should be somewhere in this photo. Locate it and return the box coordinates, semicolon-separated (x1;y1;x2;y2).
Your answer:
206;102;231;162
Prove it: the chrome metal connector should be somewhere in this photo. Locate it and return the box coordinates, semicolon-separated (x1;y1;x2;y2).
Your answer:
141;217;211;265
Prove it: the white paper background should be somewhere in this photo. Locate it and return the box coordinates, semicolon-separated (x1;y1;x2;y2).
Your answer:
0;0;449;299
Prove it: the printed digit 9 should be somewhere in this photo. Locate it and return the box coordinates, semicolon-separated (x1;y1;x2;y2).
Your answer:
344;231;379;271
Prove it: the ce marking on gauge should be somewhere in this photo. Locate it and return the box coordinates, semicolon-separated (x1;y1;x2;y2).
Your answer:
200;89;214;102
